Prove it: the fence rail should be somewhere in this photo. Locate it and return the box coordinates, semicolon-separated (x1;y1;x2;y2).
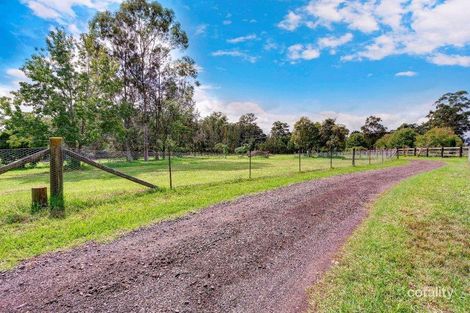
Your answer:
397;146;469;158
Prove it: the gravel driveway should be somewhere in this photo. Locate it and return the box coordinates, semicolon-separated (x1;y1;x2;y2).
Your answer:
0;160;442;313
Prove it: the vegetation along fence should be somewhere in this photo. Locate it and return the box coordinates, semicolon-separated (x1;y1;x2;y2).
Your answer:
2;139;466;222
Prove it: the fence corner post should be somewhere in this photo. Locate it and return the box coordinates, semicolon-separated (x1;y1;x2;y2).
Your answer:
352;148;356;167
49;137;64;215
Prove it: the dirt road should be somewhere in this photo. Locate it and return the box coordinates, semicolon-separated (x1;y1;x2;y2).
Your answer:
0;160;441;313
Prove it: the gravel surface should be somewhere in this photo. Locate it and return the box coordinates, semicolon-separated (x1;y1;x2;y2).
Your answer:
0;160;442;313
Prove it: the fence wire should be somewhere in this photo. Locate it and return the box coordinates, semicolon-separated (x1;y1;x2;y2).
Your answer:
0;147;49;224
0;146;439;225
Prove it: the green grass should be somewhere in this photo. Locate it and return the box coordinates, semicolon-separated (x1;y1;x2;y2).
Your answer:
0;154;404;270
0;154;380;224
308;158;470;313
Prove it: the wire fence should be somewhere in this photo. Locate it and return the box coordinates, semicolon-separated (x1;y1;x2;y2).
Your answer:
1;142;467;224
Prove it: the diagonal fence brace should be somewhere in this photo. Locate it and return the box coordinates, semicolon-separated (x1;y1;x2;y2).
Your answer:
63;149;158;189
0;149;50;175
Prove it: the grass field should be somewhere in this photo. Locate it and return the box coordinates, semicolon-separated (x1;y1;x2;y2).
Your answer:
0;153;383;224
309;158;469;313
0;154;401;270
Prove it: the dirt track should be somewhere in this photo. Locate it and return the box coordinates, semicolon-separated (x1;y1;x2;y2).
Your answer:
0;160;441;313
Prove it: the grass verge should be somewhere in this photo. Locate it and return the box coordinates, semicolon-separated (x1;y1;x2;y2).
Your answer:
308;158;469;313
0;159;406;270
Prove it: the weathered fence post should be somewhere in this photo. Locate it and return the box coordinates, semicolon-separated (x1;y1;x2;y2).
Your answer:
32;187;48;211
441;147;444;158
459;146;463;158
352;148;356;167
396;147;399;159
168;148;173;189
414;147;417;156
249;149;252;179
330;148;333;169
49;137;64;214
426;147;429;157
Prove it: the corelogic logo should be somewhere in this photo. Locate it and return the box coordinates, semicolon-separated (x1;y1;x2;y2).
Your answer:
407;287;454;299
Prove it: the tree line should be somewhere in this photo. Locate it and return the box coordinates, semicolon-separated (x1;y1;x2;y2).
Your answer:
0;0;469;158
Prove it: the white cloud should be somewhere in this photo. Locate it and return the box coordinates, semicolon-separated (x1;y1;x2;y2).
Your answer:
427;53;470;67
343;34;398;61
227;34;257;44
287;44;320;61
21;0;122;22
263;39;279;51
26;1;62;20
305;0;379;33
223;20;232;25
278;11;302;31
318;33;353;49
395;71;418;77
0;68;29;98
195;24;208;36
211;50;258;63
67;23;82;35
375;0;407;31
6;69;27;81
279;0;470;67
195;84;433;132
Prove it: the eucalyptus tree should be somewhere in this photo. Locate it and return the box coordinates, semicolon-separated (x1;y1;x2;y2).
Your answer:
320;118;349;151
13;29;99;149
91;0;194;160
291;117;320;154
426;91;470;137
361;116;387;148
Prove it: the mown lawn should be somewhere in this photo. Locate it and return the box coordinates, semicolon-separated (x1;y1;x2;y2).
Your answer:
309;158;469;313
0;155;403;270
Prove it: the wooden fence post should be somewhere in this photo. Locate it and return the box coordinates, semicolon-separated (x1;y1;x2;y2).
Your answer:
330;148;333;169
414;147;417;156
298;149;302;172
168;148;173;189
441;147;444;158
396;147;399;159
32;187;48;211
426;147;429;157
368;150;371;165
49;137;64;214
352;148;356;167
249;149;252;179
459;146;463;158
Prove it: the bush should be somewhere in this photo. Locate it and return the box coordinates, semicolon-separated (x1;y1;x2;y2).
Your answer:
375;128;417;148
416;127;463;147
235;145;248;155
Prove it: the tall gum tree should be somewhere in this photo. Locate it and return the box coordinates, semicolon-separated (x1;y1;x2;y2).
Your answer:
91;0;195;161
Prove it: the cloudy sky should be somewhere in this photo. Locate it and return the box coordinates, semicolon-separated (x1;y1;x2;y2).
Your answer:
1;0;469;131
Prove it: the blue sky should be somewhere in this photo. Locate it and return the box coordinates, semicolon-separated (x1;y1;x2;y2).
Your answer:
1;0;469;131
